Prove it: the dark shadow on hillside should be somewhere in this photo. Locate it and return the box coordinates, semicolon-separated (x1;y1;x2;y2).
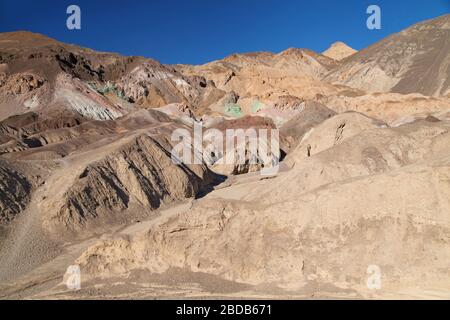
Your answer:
195;172;227;199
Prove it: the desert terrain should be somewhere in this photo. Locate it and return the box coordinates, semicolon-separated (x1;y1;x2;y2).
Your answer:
0;14;449;299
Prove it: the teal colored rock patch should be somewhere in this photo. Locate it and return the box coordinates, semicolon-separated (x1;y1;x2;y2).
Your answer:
224;103;243;118
89;82;127;100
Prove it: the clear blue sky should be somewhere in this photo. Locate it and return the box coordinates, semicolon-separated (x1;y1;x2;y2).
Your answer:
0;0;448;64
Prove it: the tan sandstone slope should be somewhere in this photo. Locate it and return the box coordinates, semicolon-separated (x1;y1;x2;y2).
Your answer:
75;117;450;296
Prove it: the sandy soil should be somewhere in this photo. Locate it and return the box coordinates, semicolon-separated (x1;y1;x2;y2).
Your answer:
1;168;449;300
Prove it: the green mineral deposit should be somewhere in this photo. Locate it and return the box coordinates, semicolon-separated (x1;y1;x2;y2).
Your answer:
224;103;243;117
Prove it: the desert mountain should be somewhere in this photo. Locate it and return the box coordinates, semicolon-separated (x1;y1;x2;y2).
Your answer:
325;14;450;96
175;15;450;124
176;47;344;110
0;15;449;299
0;31;226;121
322;41;357;61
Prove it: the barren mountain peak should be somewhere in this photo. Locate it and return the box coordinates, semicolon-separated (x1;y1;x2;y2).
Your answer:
322;41;357;61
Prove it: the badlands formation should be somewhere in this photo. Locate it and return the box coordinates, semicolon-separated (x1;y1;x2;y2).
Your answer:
0;15;449;299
